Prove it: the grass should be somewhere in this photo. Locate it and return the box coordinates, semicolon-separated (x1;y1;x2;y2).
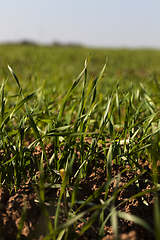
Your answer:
0;44;160;239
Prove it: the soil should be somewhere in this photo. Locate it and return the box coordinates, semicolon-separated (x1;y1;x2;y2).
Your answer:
0;138;159;240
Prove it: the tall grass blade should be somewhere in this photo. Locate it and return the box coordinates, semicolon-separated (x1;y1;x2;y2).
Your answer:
117;211;154;235
8;65;22;93
57;56;90;123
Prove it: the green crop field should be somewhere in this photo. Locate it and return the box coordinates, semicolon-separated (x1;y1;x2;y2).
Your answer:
0;44;160;240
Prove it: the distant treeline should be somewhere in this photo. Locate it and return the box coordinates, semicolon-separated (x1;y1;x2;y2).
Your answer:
1;40;83;47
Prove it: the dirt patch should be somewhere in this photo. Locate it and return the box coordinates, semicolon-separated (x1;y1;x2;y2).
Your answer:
0;139;158;240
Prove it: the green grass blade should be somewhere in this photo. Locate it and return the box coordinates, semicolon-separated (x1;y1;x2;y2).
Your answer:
100;97;112;130
57;56;90;123
110;206;119;239
117;211;154;235
8;65;22;93
106;143;112;180
86;58;108;97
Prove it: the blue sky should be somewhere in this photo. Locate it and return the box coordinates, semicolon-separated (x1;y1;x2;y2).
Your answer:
0;0;160;48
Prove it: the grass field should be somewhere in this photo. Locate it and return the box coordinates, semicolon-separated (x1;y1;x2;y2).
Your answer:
0;44;160;239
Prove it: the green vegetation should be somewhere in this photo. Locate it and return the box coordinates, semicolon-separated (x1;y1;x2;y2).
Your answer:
0;44;160;239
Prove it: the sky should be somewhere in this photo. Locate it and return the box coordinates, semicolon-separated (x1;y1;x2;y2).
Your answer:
0;0;160;48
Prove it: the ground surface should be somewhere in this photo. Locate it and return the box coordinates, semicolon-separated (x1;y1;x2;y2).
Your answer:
0;138;157;240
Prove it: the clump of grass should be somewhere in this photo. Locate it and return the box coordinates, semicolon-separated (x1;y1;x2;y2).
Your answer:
0;55;160;239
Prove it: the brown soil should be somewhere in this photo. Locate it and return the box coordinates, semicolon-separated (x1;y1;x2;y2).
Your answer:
0;138;159;240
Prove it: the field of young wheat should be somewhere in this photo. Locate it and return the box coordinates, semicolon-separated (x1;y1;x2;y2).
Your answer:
0;44;160;240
